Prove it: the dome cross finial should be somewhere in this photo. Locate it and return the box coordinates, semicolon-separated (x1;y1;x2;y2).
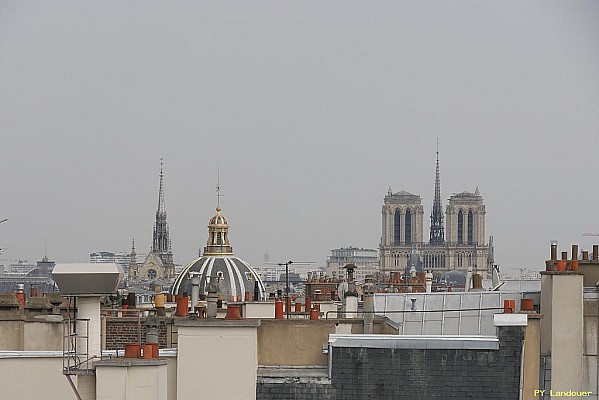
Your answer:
216;168;222;208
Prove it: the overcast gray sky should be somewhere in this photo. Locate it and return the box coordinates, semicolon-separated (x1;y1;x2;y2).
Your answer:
1;1;598;273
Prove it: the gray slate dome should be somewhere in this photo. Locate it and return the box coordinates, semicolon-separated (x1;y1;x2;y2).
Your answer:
172;255;265;301
171;205;266;300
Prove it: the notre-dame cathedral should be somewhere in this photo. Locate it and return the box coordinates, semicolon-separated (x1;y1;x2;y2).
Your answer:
379;148;494;277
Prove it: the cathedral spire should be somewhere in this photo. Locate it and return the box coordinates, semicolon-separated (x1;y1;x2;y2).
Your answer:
157;158;166;216
429;140;445;245
129;238;138;278
152;159;175;278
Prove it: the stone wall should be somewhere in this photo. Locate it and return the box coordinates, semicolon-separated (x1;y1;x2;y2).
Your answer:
104;316;172;350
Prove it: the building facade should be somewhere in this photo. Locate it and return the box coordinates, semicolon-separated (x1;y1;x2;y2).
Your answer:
380;149;494;276
326;246;379;283
90;251;131;272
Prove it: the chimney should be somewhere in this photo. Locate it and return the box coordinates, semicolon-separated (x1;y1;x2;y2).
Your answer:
274;299;284;319
425;271;433;293
16;283;25;306
189;272;201;312
550;241;558;261
363;275;375;334
582;250;589;261
472;273;483;290
224;305;242;320
571;244;579;260
206;275;220;318
593;244;599;261
146;315;159;343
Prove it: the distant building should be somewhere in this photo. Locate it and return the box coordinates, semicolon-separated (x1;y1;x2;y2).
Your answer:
380;147;494;276
27;256;56;279
326;246;379;282
7;260;36;275
90;250;140;275
252;264;285;282
90;251;116;264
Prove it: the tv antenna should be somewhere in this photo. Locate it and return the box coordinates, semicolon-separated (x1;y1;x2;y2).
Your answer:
275;260;314;319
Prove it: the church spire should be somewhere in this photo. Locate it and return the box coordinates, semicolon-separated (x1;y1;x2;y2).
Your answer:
429;140;445;245
128;238;138;278
152;159;175;278
157;158;166;216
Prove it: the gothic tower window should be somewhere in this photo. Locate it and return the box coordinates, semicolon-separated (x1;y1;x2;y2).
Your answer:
394;210;401;245
457;210;464;244
405;209;412;244
468;209;474;244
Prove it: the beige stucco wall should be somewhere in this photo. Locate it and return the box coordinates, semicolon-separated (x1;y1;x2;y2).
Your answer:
0;355;74;399
258;319;334;366
24;321;63;351
258;318;396;367
164;355;177;400
0;317;63;351
540;273;553;354
550;273;583;392
522;315;541;400
242;302;275;318
96;363;168;400
177;321;258;400
579;263;599;288
0;318;24;350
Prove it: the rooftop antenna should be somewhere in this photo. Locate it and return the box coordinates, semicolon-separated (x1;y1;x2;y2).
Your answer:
274;260;315;319
0;219;7;255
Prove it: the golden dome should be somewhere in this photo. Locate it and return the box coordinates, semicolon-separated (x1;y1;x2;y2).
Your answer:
209;206;228;226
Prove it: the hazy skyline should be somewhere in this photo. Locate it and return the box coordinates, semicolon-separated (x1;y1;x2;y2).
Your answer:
1;1;598;272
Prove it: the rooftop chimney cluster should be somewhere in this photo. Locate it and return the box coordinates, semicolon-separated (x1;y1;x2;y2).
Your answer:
546;243;599;273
